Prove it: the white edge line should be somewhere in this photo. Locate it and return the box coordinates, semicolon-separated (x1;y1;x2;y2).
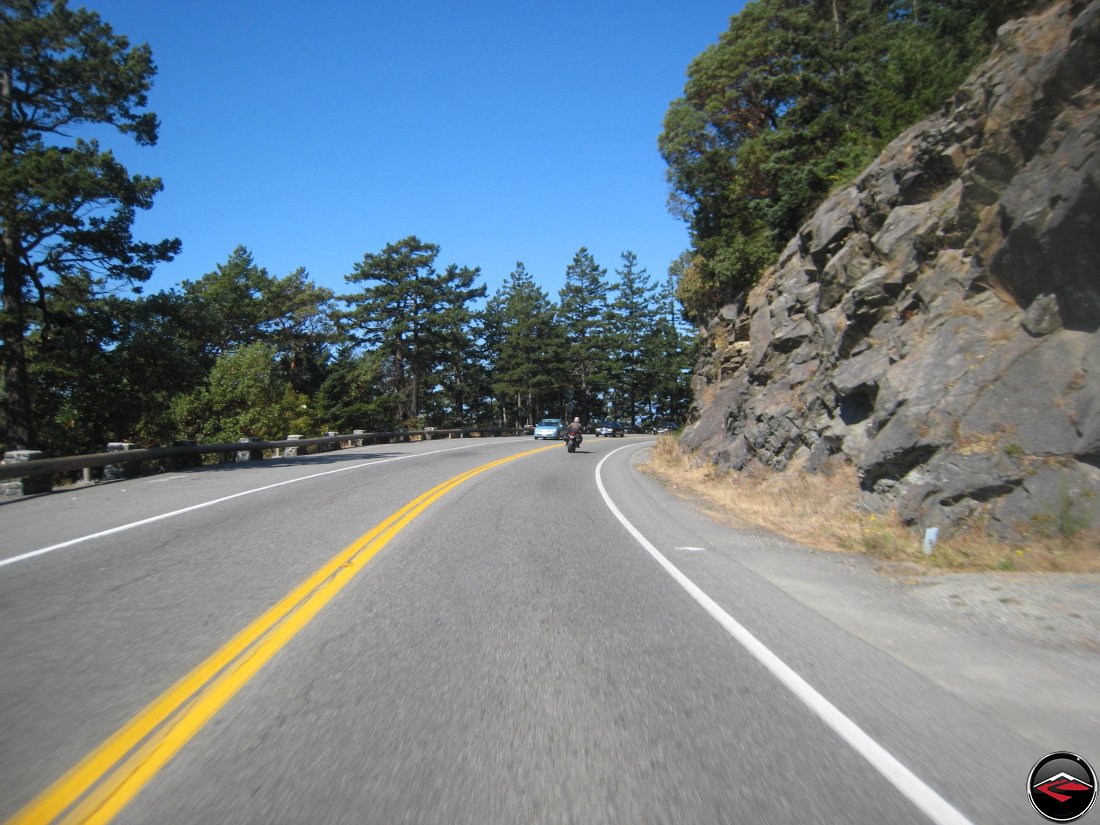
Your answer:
595;442;976;825
1;440;506;569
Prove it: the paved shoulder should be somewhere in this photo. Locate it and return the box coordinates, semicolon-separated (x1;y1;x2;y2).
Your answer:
597;441;1100;824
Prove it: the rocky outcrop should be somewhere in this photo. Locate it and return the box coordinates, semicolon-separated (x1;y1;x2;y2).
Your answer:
682;0;1100;537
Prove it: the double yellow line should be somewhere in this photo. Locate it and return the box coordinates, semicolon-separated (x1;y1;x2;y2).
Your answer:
8;443;557;825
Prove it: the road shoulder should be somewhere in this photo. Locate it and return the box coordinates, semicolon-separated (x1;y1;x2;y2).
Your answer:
614;443;1100;755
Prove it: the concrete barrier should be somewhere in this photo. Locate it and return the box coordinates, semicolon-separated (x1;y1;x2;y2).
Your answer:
104;442;139;480
1;450;52;496
237;437;263;462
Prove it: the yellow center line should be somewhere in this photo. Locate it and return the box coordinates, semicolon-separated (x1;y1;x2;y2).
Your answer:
8;443;558;825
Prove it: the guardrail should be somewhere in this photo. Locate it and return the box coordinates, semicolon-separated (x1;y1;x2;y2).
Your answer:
0;427;532;485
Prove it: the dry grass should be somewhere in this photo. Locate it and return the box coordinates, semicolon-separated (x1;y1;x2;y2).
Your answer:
641;437;1100;573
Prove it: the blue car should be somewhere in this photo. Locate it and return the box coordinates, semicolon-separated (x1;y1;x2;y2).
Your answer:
533;418;565;440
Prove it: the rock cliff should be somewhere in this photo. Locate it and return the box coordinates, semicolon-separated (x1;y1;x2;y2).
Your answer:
682;0;1100;537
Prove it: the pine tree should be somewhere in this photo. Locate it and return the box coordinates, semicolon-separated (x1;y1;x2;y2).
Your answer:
604;251;659;427
557;248;611;421
483;263;568;427
343;237;440;425
180;247;336;395
1;0;180;449
343;237;484;427
428;263;486;427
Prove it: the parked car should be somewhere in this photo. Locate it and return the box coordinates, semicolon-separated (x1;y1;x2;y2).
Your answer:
594;420;625;437
533;418;565;440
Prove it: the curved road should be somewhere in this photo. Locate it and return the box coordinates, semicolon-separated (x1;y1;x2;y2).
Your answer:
0;436;1095;823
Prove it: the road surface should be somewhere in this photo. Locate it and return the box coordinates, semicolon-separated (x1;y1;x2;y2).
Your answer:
1;436;1096;823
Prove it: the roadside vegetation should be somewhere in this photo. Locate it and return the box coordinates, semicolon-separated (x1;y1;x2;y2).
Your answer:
0;0;1063;474
643;438;1100;574
14;240;695;457
660;0;1054;326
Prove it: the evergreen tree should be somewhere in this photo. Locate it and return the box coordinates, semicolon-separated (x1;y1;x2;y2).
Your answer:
313;347;398;433
28;277;134;455
649;262;697;424
1;0;180;449
261;266;337;396
483;263;568;427
557;248;611;421
343;236;484;427
179;247;270;358
180;247;336;395
427;263;486;427
343;236;439;425
604;251;659;426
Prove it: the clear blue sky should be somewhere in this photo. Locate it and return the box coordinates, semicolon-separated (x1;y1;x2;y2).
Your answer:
77;1;745;300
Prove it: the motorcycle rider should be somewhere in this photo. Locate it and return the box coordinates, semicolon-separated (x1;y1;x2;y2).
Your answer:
567;416;583;445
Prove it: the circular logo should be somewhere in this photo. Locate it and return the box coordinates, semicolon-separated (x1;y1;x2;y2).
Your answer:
1028;752;1096;822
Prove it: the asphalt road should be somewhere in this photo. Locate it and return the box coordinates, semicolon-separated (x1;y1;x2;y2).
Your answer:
0;436;1096;824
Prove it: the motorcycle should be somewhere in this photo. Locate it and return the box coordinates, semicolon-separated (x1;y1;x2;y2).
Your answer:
565;429;582;453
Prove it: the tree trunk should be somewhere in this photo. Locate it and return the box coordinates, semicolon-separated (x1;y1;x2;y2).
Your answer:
1;253;32;451
1;68;32;451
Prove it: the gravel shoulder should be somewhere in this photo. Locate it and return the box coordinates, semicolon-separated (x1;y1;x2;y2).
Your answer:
898;569;1100;654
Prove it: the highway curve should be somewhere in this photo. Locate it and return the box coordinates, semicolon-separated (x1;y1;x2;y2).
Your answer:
0;436;1095;824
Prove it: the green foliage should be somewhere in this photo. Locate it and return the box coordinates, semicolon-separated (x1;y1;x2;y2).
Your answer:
558;247;612;418
606;254;695;427
660;0;1051;323
17;235;699;455
19;239;696;454
180;247;336;394
646;271;697;425
603;252;648;421
342;236;485;427
22;245;338;454
0;0;180;449
29;284;208;452
426;262;488;427
312;348;398;434
170;343;312;444
179;247;272;357
482;262;569;426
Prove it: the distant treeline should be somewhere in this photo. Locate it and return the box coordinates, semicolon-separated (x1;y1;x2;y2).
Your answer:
660;0;1052;324
0;1;692;457
29;240;694;456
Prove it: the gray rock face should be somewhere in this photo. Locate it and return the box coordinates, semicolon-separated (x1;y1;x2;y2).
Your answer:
683;0;1100;537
